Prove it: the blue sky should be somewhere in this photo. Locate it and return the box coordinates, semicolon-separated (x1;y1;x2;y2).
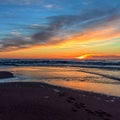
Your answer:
0;0;120;58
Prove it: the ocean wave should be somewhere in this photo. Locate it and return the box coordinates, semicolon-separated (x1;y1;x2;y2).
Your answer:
0;59;120;69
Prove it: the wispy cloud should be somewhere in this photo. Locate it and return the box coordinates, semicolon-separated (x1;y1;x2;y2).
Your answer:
0;1;120;51
44;4;54;9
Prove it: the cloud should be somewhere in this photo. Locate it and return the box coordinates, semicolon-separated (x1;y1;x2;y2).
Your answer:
0;3;120;51
91;55;120;59
44;4;54;9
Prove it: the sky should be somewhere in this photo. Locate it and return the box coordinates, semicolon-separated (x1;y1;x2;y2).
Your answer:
0;0;120;59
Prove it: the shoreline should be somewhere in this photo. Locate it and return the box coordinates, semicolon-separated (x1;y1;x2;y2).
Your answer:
42;81;120;98
0;82;120;120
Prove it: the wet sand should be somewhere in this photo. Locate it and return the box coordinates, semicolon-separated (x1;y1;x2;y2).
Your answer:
0;71;14;79
0;82;120;120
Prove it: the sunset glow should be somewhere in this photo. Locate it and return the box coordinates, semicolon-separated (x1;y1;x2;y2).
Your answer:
0;0;120;59
76;55;90;59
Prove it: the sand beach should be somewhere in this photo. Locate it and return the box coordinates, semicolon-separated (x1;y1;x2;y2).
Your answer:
0;79;120;120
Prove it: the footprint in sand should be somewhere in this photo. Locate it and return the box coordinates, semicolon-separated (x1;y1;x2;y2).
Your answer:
85;109;112;120
59;92;66;97
74;102;86;109
66;96;76;103
64;94;112;119
72;107;78;112
85;109;94;114
66;99;74;103
94;110;112;118
68;97;76;101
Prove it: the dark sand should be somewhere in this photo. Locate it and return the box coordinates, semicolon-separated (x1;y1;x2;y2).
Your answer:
0;82;120;120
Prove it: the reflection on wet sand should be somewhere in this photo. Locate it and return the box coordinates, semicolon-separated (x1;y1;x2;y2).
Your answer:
1;66;120;97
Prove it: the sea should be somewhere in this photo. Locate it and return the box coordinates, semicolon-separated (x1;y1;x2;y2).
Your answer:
0;59;120;97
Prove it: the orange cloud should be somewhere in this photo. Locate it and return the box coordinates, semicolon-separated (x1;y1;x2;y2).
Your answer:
0;19;120;59
63;27;120;44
